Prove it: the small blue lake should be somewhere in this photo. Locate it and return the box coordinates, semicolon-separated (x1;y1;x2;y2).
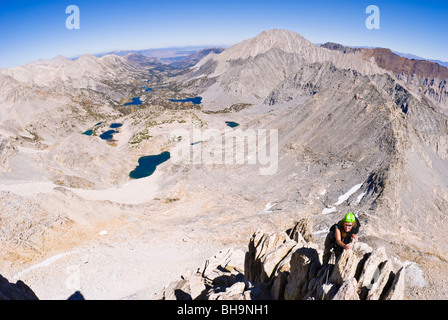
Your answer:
100;130;119;140
124;97;142;106
169;96;202;105
110;123;123;129
129;151;171;179
145;88;153;92
82;129;93;136
225;121;240;128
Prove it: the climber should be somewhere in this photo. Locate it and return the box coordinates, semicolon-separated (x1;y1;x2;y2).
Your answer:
322;212;360;265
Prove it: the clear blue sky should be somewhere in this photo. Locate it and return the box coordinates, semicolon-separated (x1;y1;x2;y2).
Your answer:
0;0;447;68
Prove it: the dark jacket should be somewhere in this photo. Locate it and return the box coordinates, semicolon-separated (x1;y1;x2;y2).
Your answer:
334;217;360;244
328;216;361;247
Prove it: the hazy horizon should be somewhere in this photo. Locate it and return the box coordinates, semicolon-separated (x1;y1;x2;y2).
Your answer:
1;0;447;68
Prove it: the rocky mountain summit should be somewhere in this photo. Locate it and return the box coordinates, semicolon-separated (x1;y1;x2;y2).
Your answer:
182;29;387;110
157;219;405;300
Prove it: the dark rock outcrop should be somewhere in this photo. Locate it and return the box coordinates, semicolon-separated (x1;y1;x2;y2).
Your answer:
0;274;39;300
321;42;361;55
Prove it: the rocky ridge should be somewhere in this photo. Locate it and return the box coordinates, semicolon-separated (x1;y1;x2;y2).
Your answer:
321;42;448;113
157;219;406;300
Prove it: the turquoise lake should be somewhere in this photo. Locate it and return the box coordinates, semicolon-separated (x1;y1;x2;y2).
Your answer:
82;129;93;136
225;121;240;128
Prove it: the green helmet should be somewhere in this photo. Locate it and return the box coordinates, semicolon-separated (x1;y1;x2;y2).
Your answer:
344;212;356;223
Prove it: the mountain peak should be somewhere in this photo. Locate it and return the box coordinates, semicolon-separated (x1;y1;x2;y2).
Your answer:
52;55;71;62
220;29;314;61
192;29;386;105
259;28;307;39
76;54;99;62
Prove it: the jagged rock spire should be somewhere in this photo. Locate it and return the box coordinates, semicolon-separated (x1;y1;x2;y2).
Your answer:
157;219;406;300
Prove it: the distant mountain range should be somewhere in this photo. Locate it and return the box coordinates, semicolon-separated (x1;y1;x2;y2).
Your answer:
83;46;227;66
69;43;448;72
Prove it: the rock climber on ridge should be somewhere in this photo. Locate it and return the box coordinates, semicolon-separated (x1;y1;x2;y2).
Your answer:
322;212;360;265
